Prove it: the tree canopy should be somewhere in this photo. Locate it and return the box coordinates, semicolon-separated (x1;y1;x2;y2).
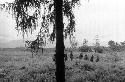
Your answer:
0;0;80;44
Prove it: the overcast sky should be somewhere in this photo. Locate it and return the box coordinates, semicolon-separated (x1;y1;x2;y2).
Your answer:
0;0;125;47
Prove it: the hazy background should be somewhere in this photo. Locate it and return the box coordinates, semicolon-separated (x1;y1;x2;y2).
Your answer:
0;0;125;48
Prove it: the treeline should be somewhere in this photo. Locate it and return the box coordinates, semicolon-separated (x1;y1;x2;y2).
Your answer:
79;45;104;53
78;38;104;53
78;40;125;53
108;40;125;52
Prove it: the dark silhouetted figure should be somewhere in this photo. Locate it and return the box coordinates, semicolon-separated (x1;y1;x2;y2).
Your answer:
53;54;56;62
90;55;94;62
79;53;83;59
84;54;88;60
70;51;73;61
65;54;68;61
96;56;99;62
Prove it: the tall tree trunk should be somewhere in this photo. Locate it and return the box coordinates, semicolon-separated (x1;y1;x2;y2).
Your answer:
54;0;65;82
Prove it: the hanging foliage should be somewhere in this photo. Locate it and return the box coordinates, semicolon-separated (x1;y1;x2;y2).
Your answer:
0;0;80;53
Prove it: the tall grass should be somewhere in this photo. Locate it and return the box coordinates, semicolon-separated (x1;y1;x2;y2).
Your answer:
0;49;125;82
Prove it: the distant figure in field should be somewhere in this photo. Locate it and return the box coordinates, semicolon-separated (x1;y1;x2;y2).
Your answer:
70;51;73;61
52;54;56;62
65;53;68;61
79;53;83;59
84;54;88;60
90;55;94;62
95;56;99;62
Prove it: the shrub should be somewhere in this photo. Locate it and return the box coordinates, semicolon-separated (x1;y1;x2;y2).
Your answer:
79;46;92;52
94;47;103;53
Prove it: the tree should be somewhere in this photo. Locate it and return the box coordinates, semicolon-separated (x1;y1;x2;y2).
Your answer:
79;39;92;52
108;40;121;51
94;35;100;47
108;40;116;51
0;0;80;82
120;41;125;47
120;41;125;51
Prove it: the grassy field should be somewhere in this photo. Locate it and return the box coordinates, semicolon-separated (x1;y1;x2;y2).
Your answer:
0;48;125;82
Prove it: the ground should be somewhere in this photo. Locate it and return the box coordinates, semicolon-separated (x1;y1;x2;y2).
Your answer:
0;48;125;82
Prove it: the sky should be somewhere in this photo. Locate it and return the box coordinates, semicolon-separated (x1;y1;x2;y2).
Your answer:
0;0;125;47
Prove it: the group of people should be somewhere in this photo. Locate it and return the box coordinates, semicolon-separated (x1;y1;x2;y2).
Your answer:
66;52;99;62
84;54;99;62
53;51;100;62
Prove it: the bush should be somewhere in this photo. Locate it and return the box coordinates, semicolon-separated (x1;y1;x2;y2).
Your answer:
79;46;92;52
94;47;103;53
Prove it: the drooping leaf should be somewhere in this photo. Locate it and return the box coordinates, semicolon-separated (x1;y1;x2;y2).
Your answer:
0;0;80;53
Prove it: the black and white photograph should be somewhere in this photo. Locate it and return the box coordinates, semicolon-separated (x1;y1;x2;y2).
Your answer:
0;0;125;82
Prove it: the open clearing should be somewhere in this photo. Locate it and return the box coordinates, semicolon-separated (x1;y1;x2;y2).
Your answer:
0;48;125;82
